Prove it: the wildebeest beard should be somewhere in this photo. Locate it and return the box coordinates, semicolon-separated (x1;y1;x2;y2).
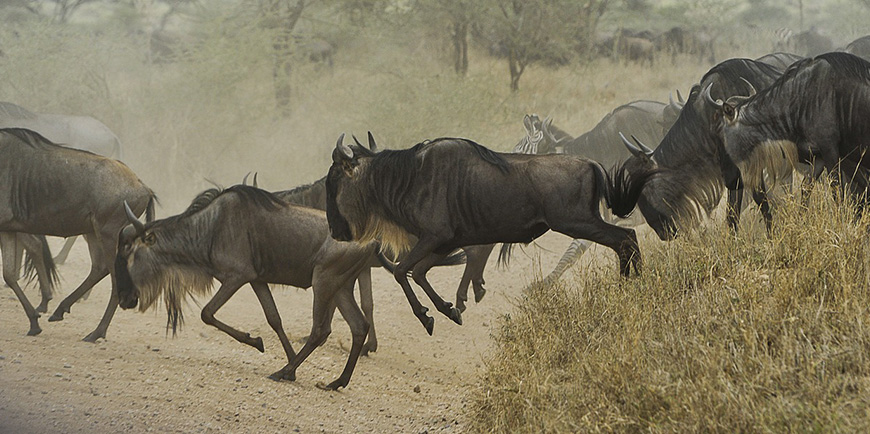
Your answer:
130;259;213;334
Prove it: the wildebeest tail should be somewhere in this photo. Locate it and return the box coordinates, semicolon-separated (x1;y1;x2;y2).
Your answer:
497;243;514;268
23;235;60;294
595;160;655;218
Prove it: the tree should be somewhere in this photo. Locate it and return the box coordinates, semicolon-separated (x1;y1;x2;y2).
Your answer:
257;0;306;115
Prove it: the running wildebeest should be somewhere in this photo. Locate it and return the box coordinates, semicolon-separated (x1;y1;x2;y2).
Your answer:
617;58;788;240
116;185;374;390
511;98;683;282
716;52;870;206
0;101;124;265
0;128;154;339
326;134;653;334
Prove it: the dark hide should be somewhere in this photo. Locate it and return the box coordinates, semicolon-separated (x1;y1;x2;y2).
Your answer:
327;136;653;334
117;185;374;390
721;52;870;208
0;128;154;339
618;58;785;240
2;232;59;316
755;52;804;70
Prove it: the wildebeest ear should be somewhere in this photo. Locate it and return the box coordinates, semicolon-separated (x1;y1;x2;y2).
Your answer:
523;114;535;133
332;133;353;163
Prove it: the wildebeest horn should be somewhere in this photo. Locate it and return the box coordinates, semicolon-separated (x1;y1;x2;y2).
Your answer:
367;131;378;152
676;89;685;104
620;132;647;157
242;171;252;186
252;172;258;188
333;133;352;161
702;82;723;108
668;92;682;110
630;134;654;155
352;134;364;148
739;77;757;97
124;200;145;236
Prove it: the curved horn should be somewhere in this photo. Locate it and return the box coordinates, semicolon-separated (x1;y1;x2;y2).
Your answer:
668;92;681;111
352;134;364;148
620;132;646;157
242;171;252;186
739;77;757;97
631;134;655;155
702;82;723;108
252;172;258;188
676;89;685;104
367;131;378;152
333;133;352;161
124;200;145;236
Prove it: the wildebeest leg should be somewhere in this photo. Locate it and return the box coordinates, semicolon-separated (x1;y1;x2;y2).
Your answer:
542;239;593;284
83;228;124;343
393;238;444;335
17;234;54;313
725;187;743;234
200;279;265;352
52;237;77;265
270;277;338;382
455;244;494;313
801;160;825;208
357;270;377;355
751;182;773;235
250;281;296;360
1;233;42;336
317;287;369;391
555;220;640;277
411;255;463;326
49;233;109;322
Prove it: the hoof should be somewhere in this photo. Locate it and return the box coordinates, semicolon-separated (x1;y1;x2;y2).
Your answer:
252;336;265;353
48;307;68;322
82;331;104;343
316;380;344;391
27;326;42;336
361;342;378;357
36;303;49;314
473;287;487;303
268;369;295;382
421;315;435;336
447;307;463;326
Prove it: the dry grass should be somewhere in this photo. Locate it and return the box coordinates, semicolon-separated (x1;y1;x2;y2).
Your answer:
470;186;870;433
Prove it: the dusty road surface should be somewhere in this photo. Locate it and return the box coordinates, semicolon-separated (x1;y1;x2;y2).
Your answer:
0;232;613;433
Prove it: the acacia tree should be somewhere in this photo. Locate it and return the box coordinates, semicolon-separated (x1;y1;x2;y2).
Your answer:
257;0;306;115
477;0;608;92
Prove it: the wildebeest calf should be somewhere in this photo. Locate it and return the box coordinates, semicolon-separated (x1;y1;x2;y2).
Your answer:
116;185;375;390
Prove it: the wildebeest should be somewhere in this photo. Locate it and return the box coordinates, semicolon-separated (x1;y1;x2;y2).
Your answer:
617;58;786;240
656;27;716;64
617;36;655;65
117;185;374;390
755;52;804;70
0;101;124;265
511;99;681;282
326;134;653;334
0;128;154;339
842;35;870;61
717;52;870;205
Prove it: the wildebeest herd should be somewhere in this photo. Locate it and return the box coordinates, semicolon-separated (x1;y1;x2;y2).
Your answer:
5;37;870;390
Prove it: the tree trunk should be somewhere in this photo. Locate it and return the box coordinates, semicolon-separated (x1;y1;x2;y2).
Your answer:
264;0;305;116
508;48;524;92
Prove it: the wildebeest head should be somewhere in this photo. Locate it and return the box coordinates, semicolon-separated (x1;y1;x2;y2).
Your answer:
326;133;414;255
116;198;215;332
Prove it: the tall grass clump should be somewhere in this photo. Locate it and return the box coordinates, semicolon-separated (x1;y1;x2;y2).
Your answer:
470;185;870;433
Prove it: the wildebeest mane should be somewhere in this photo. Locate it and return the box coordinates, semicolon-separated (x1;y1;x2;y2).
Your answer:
275;176;327;208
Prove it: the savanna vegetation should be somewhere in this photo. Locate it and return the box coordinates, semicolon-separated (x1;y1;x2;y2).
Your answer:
3;0;870;432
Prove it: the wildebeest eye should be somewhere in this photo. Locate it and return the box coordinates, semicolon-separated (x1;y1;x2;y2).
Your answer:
144;233;156;245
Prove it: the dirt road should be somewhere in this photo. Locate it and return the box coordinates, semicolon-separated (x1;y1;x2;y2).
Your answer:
0;232;604;433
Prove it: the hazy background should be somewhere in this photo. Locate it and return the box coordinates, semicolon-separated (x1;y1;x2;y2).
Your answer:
1;0;868;212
